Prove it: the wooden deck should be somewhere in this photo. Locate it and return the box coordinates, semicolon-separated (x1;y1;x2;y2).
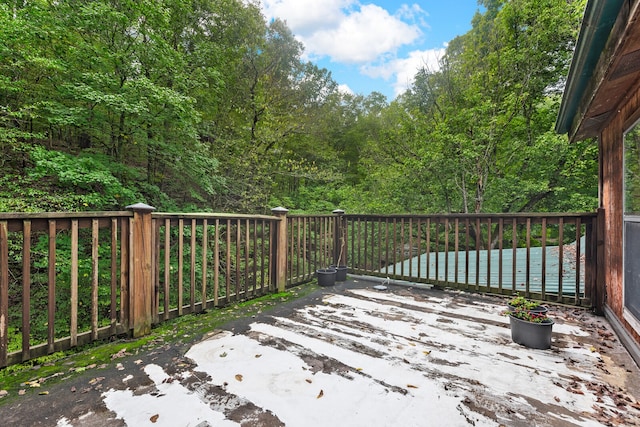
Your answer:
52;279;640;426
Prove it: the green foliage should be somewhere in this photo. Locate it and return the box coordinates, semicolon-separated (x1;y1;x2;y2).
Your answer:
0;0;595;216
507;296;543;310
0;144;141;211
505;308;552;323
358;0;594;215
625;123;640;213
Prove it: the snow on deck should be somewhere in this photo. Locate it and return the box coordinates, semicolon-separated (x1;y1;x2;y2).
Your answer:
100;285;640;427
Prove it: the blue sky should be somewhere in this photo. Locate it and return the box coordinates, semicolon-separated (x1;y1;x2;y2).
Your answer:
260;0;481;100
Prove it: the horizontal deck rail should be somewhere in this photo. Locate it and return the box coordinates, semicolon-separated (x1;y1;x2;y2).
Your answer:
0;207;602;368
151;213;278;323
342;213;600;306
0;212;133;367
0;208;283;368
285;214;338;287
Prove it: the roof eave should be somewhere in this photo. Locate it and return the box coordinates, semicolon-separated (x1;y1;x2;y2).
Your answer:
555;0;625;139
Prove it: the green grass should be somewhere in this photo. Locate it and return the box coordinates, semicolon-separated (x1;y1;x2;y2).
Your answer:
0;282;318;402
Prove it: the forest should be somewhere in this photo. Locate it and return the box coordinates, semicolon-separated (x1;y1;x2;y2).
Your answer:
0;0;597;215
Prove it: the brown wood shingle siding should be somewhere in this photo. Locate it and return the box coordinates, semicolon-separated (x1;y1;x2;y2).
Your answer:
601;85;640;344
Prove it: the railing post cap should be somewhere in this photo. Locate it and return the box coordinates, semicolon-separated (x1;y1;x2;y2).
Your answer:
271;206;289;214
332;209;345;215
126;202;156;212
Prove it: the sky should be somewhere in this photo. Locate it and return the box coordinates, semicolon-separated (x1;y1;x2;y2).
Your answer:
259;0;482;100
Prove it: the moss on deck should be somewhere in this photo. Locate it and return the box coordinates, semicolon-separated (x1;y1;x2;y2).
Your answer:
0;282;318;402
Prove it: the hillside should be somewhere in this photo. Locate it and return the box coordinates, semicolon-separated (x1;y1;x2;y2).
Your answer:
0;0;596;214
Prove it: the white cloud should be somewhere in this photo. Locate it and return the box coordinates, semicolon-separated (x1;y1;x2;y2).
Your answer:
261;1;424;64
397;3;429;27
361;47;445;96
261;0;356;35
302;4;422;63
338;84;354;96
260;1;437;98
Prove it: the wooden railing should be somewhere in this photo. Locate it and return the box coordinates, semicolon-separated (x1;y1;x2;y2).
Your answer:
285;213;340;287
151;212;279;322
0;206;286;367
341;212;601;307
0;211;133;367
0;207;602;368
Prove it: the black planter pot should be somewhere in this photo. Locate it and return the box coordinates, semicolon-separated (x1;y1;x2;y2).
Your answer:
509;315;554;349
330;265;348;281
316;268;337;287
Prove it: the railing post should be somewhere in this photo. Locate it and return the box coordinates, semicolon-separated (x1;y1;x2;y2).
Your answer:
126;203;156;338
333;209;346;266
0;221;8;368
585;216;595;308
271;207;288;292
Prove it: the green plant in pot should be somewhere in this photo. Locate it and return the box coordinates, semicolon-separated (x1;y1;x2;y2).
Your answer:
507;308;552;323
507;296;548;314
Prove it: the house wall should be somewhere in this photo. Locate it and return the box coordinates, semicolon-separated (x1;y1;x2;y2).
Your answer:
601;89;640;346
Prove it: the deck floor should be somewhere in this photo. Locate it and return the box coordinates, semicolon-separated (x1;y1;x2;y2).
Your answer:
86;280;640;427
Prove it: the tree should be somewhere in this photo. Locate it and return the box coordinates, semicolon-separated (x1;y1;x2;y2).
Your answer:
383;0;592;214
0;0;596;216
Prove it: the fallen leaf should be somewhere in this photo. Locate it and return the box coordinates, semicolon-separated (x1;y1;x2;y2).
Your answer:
220;352;228;358
255;354;262;358
423;351;431;355
134;360;143;365
116;363;124;371
317;389;324;399
89;377;105;385
356;367;363;371
235;374;243;382
150;414;159;423
0;390;8;398
70;387;76;393
111;348;129;359
407;384;418;389
305;379;313;384
39;391;49;395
